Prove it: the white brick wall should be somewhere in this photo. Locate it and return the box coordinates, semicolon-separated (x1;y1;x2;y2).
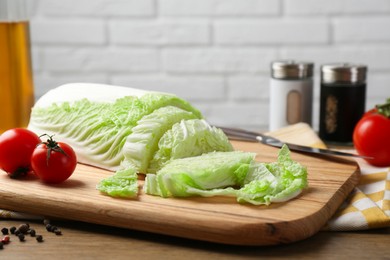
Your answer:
28;0;390;131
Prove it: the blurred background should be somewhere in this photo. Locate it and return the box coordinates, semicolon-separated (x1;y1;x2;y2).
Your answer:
27;0;390;131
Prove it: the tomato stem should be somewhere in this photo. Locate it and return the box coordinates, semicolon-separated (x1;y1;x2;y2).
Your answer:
376;98;390;118
39;134;68;166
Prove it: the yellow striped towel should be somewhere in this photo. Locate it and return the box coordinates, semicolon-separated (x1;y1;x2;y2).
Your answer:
325;158;390;231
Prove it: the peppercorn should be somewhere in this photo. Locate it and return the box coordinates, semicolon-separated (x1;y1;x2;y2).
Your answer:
45;224;52;232
1;228;8;235
0;242;3;249
43;219;50;226
9;226;16;234
17;224;29;234
49;225;58;233
29;229;36;237
36;235;43;242
17;233;25;242
1;235;10;244
54;229;62;236
14;229;20;236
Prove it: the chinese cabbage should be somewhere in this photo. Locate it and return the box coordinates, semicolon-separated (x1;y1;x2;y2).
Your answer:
148;119;234;173
97;167;138;198
121;106;199;173
28;83;202;171
144;151;255;197
145;145;308;205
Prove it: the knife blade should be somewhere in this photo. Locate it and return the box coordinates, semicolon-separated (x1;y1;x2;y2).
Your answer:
218;126;372;159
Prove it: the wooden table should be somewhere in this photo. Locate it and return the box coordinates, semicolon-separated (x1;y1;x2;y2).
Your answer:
0;219;389;259
1;123;388;258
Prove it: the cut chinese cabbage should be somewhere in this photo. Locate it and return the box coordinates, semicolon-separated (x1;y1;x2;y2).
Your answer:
148;119;234;173
97;168;139;198
145;145;308;205
121;106;199;173
237;145;308;205
144;151;255;197
99;118;236;197
28;83;202;171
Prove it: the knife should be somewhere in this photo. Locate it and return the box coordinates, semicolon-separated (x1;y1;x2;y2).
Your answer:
218;126;372;159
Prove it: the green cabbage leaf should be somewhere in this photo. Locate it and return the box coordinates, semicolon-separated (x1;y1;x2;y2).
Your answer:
121;106;199;173
144;151;255;197
145;145;308;205
96;167;139;198
237;145;308;205
148;119;234;173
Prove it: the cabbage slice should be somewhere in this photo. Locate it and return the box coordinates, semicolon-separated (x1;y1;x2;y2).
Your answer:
237;144;307;205
144;151;255;197
145;145;308;205
148;119;234;173
121;106;200;173
97;168;139;198
99;118;236;197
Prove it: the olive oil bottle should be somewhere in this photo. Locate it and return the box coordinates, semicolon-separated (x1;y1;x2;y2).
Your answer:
0;0;34;133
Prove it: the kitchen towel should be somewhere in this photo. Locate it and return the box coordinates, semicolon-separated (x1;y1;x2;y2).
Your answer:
325;158;390;231
267;123;390;231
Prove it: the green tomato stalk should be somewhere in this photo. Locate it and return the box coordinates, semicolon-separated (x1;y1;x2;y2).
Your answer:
376;98;390;118
39;134;68;166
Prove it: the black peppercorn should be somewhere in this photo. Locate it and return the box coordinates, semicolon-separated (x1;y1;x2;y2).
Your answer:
18;233;25;242
29;229;36;237
9;226;16;234
49;226;58;232
36;235;43;242
1;228;8;235
17;224;29;234
45;224;52;232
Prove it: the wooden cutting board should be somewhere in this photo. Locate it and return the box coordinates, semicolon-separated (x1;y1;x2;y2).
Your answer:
0;123;359;246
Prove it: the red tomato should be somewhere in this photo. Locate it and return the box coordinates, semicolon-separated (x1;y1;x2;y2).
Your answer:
0;128;41;177
31;135;77;184
353;107;390;167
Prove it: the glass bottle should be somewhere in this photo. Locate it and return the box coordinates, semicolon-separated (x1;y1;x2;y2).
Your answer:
269;60;314;131
319;63;367;145
0;0;35;133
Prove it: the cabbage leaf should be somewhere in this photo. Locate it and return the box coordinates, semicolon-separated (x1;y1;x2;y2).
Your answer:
97;167;139;198
144;151;255;197
121;106;199;173
148;119;234;173
145;145;308;205
237;145;308;205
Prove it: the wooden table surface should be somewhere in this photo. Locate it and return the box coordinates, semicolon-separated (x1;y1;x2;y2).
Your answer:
0;219;389;259
1;123;389;258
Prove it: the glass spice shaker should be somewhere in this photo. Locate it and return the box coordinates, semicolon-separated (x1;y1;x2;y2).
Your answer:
269;60;314;131
319;63;367;145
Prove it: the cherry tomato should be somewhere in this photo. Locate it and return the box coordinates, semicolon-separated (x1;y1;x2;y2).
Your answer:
353;101;390;167
31;135;77;183
0;128;41;177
